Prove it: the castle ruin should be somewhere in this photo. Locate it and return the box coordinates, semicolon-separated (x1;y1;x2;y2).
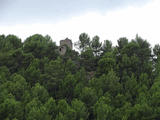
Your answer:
59;38;72;55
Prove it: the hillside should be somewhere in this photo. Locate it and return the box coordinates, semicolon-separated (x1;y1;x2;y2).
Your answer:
0;33;160;120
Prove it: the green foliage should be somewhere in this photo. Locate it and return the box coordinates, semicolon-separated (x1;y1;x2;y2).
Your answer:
94;96;112;120
61;74;77;101
153;44;160;61
80;48;96;71
31;83;49;103
23;34;58;59
0;66;10;84
71;99;88;120
25;98;51;120
25;59;41;86
0;98;23;120
75;33;90;52
90;35;102;56
0;34;22;51
117;37;128;50
57;99;76;120
45;97;57;118
0;33;159;120
97;52;117;75
101;40;112;55
80;87;98;108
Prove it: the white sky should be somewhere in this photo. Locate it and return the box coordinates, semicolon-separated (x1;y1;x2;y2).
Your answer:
0;0;160;46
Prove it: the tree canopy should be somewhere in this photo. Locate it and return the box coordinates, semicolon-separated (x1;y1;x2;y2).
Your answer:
0;33;159;120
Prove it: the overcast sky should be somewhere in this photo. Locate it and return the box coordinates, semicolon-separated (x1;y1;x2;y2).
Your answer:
0;0;159;46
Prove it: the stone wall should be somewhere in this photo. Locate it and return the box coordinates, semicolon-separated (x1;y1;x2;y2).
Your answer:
59;38;72;55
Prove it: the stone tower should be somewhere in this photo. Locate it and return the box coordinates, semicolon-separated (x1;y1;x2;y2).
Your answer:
59;38;72;55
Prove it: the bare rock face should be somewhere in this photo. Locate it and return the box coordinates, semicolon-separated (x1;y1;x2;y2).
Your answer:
59;38;72;55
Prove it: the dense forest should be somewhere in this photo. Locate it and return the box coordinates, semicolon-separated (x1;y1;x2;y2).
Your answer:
0;33;160;120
